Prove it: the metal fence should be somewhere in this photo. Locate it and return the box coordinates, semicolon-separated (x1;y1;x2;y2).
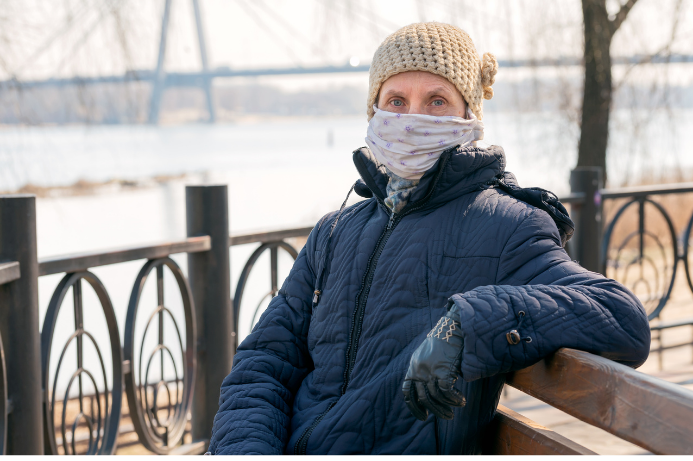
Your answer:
600;183;693;320
549;169;693;322
0;173;692;454
0;186;309;455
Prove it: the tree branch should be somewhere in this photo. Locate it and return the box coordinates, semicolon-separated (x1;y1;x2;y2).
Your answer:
610;0;639;35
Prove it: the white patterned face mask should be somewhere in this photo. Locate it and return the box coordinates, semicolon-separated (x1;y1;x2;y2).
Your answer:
365;105;484;180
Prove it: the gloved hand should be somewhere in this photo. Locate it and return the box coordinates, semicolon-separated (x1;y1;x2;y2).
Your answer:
402;304;466;420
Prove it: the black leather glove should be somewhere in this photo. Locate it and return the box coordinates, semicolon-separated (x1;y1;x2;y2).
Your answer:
402;304;466;420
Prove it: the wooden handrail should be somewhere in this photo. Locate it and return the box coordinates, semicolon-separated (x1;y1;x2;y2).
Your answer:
506;348;693;455
486;404;596;455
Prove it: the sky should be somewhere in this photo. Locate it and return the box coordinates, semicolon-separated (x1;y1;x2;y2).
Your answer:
1;0;691;89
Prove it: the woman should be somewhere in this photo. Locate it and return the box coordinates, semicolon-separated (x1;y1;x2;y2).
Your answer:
208;22;650;455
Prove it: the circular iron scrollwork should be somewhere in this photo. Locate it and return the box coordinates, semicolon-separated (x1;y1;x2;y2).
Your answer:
233;241;299;342
41;271;123;455
601;197;678;320
683;209;693;296
0;330;7;455
124;257;196;455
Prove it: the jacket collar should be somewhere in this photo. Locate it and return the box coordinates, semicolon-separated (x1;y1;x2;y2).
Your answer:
352;144;506;211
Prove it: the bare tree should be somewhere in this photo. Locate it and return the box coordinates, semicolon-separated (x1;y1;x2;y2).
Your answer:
577;0;639;177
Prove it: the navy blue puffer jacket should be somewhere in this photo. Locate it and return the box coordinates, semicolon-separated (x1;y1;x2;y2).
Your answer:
208;145;650;455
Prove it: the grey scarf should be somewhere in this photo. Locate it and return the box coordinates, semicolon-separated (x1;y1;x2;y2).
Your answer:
384;169;420;213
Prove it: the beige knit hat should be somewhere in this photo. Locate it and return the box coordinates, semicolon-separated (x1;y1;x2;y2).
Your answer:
367;22;498;121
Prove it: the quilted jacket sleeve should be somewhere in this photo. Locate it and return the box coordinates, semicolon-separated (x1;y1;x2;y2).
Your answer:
450;208;651;382
208;228;318;455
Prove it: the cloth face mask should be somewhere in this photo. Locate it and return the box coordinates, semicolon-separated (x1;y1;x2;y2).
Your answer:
365;105;484;180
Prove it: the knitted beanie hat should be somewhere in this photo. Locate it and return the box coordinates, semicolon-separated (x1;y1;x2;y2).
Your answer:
367;22;498;121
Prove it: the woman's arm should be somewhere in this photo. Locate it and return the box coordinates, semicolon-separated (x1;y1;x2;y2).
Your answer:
402;208;651;420
453;207;650;381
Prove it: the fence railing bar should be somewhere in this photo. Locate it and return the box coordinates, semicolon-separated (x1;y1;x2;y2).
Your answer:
600;182;693;200
169;440;209;455
38;236;211;276
506;348;693;455
650;318;693;331
556;192;586;205
230;226;313;246
0;261;20;285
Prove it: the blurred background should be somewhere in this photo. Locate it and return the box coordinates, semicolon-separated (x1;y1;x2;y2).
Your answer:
1;0;693;454
1;0;692;246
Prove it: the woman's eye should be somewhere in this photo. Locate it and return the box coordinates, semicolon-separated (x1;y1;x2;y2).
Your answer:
392;100;403;107
432;100;444;106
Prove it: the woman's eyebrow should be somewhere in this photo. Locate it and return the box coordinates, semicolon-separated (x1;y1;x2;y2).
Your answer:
423;86;454;98
381;89;407;99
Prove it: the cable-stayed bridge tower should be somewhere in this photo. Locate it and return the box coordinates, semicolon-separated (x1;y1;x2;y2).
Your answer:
149;0;215;124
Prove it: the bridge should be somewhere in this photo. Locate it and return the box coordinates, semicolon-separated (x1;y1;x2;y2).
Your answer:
0;0;690;125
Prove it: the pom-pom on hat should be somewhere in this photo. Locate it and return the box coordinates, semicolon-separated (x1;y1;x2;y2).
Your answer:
367;22;497;121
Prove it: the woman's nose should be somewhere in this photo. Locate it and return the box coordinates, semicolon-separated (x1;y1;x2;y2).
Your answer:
407;100;426;115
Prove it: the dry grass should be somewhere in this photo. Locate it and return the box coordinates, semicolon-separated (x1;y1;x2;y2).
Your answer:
1;174;188;198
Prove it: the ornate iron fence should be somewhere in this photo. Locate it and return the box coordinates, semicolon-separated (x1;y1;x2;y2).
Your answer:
0;187;314;455
41;271;123;455
2;178;693;455
230;227;311;344
124;258;196;454
38;239;208;455
600;184;693;320
596;183;693;368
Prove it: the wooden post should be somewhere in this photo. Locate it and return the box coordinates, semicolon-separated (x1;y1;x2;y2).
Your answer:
570;167;603;273
0;195;44;454
186;186;233;443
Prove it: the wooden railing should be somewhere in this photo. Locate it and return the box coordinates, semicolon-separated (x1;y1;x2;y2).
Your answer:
486;347;693;455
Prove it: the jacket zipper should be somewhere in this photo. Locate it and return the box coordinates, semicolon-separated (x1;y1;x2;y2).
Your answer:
293;151;452;454
342;205;395;392
294;204;395;455
293;401;337;454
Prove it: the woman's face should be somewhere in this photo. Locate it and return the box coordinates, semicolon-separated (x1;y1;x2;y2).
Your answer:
377;71;468;118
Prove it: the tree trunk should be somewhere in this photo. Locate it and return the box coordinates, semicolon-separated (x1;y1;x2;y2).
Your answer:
577;0;613;177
